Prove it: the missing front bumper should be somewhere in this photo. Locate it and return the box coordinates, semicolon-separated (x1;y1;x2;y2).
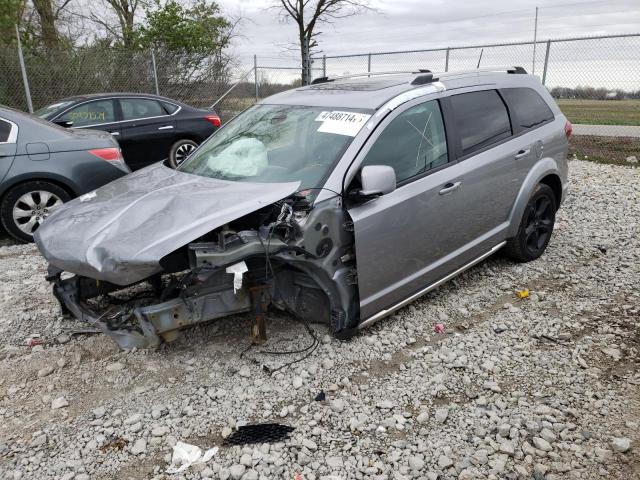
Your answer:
49;268;251;349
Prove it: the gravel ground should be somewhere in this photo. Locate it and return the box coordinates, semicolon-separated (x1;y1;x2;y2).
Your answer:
0;159;638;480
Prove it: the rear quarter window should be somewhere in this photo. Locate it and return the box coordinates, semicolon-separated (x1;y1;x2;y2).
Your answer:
502;87;554;131
449;90;512;157
0;119;11;142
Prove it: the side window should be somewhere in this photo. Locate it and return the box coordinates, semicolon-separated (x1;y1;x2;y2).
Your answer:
502;88;554;130
58;100;116;127
449;90;512;156
0;119;12;142
120;98;166;121
361;100;448;184
161;101;179;114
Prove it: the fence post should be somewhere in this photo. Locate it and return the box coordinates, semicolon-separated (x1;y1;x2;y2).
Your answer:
254;54;259;102
541;40;551;85
445;47;450;72
367;53;371;76
15;25;33;113
322;55;326;77
151;48;160;95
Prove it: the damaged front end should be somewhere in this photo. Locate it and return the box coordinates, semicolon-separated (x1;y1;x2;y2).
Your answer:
44;194;359;349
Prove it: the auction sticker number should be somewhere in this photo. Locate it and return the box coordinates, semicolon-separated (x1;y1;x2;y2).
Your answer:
315;111;371;137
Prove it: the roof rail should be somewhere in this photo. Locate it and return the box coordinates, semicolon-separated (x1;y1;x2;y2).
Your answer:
309;66;527;85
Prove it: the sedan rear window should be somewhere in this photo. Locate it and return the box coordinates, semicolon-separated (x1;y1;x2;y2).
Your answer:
120;98;166;120
502;87;554;130
450;90;512;156
179;104;372;190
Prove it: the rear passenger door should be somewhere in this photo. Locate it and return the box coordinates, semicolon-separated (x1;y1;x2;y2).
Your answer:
117;97;176;169
444;89;520;241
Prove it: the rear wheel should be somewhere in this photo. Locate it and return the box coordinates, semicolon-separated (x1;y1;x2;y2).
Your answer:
169;139;198;168
504;183;556;262
0;181;70;243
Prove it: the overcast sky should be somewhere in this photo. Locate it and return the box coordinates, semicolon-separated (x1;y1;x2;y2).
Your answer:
218;0;640;66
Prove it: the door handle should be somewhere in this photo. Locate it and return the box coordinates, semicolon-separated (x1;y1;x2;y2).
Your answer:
439;181;462;195
110;131;119;136
158;125;174;130
514;149;530;159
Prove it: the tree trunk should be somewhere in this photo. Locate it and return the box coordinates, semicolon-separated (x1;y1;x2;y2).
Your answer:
32;0;59;48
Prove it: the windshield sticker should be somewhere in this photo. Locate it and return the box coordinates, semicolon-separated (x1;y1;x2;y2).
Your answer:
315;111;371;136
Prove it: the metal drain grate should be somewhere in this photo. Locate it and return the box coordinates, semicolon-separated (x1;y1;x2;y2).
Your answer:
223;423;295;446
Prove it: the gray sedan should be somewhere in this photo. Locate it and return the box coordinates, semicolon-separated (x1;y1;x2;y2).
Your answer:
0;106;129;242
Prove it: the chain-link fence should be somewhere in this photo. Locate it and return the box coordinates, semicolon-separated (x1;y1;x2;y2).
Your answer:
0;44;306;122
2;34;639;165
313;33;640;166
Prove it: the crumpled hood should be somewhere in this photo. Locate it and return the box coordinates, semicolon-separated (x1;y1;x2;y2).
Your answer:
34;163;299;285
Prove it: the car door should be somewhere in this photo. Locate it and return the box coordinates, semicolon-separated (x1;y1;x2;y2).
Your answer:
443;89;522;244
0;118;18;182
54;99;121;139
348;90;518;321
117;97;176;169
347;98;467;320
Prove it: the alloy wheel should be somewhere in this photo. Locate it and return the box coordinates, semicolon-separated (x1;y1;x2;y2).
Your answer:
523;195;553;255
175;142;197;165
12;190;63;235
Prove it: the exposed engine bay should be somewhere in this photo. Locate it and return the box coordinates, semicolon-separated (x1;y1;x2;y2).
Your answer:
46;193;359;349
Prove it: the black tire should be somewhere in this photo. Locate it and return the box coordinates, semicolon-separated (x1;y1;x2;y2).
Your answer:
0;181;71;243
504;183;556;263
169;139;198;168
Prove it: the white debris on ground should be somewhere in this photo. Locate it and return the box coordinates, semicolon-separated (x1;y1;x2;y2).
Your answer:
0;159;638;480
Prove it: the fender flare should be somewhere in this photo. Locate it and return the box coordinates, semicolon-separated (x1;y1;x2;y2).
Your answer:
506;157;562;238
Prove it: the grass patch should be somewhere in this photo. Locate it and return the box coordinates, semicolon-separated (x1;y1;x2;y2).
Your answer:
569;135;639;167
557;99;640;126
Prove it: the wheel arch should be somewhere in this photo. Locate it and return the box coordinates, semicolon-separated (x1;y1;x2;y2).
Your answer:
507;158;563;239
0;175;79;203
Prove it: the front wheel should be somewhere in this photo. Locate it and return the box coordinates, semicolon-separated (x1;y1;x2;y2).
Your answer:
169;139;198;168
504;183;556;262
0;181;71;243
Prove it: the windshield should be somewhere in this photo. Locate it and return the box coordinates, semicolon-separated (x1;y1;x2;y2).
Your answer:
178;104;372;190
34;100;76;119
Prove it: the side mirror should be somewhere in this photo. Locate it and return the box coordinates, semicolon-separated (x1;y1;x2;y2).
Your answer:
54;120;73;128
360;165;396;197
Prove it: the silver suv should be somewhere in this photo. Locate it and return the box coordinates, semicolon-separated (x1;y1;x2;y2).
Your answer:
35;67;570;348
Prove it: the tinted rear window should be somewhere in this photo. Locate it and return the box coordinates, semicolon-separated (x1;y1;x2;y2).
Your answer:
450;90;512;156
0;119;11;142
502;87;554;130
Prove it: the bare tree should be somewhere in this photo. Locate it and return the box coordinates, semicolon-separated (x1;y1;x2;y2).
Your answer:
276;0;372;83
30;0;73;48
90;0;143;47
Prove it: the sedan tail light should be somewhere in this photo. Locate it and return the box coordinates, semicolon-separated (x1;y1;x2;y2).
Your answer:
88;148;129;171
204;115;221;128
564;120;573;139
89;148;123;162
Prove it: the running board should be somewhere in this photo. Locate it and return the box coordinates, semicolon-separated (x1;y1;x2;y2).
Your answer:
358;241;506;330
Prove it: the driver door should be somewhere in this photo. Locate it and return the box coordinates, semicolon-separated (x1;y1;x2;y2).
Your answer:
347;99;466;320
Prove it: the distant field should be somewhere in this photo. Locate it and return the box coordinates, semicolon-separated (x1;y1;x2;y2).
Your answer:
557;99;640;126
570;135;639;167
